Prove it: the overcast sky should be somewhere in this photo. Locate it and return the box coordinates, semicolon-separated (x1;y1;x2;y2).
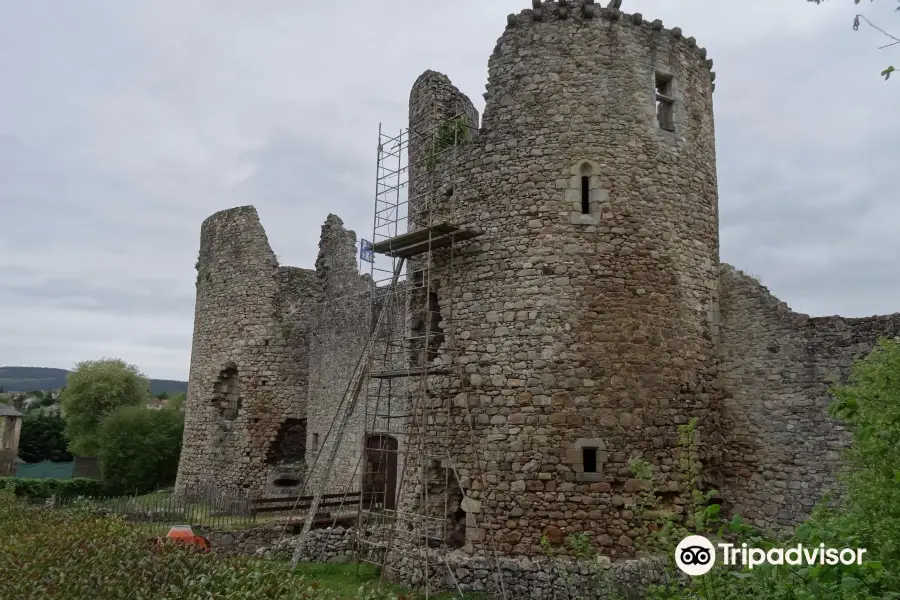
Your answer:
0;0;897;381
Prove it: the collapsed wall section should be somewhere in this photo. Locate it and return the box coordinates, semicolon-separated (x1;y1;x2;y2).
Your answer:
175;206;314;496
719;264;900;529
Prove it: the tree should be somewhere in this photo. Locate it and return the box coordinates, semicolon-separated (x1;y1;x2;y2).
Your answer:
156;391;169;400
168;392;186;412
17;412;72;463
96;404;184;495
826;338;900;569
810;0;899;78
60;359;151;456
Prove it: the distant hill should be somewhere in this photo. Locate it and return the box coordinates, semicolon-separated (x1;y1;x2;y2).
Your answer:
0;366;187;395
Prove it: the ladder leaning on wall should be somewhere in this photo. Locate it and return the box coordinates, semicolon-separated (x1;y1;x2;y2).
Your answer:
282;106;506;599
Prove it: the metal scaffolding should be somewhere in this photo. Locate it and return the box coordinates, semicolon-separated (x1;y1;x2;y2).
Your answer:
354;108;477;591
283;101;501;599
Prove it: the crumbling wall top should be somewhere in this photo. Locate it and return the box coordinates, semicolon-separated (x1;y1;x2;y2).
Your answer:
499;1;714;75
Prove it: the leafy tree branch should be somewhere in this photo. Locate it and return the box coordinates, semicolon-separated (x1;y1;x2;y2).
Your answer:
809;0;899;78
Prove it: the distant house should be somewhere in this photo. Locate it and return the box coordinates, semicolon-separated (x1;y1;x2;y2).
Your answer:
0;403;24;476
147;399;169;410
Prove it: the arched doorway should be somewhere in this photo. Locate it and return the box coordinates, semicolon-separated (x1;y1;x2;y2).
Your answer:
363;435;398;511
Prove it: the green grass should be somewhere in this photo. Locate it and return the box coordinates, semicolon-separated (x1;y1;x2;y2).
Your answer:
294;563;409;597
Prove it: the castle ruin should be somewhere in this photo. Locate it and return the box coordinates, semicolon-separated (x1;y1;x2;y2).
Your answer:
175;0;900;588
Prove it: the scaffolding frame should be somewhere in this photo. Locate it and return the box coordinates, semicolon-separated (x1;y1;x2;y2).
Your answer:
283;102;508;599
356;104;477;593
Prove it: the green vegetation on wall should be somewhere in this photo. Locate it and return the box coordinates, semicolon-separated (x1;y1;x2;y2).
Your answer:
537;338;900;599
423;115;470;171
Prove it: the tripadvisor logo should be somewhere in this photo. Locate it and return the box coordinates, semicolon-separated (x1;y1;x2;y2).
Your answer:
675;535;716;576
675;535;868;576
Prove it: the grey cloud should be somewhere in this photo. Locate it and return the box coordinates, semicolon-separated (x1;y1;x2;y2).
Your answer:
0;269;194;318
0;0;896;379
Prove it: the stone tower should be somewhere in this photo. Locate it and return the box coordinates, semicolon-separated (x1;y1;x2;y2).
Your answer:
176;207;316;495
399;0;721;558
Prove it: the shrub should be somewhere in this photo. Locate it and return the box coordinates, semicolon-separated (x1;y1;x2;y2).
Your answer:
97;404;184;495
0;477;109;499
0;491;411;599
18;411;72;463
61;358;152;456
638;339;900;599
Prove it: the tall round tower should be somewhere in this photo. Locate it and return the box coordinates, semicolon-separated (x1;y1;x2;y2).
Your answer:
401;0;721;560
176;206;311;497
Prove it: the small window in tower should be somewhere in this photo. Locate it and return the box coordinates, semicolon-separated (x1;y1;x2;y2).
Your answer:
583;447;598;473
655;72;675;132
581;176;590;214
312;433;319;452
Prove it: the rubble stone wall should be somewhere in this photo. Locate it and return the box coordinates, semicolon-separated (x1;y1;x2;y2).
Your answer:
305;216;410;497
204;523;670;600
718;264;900;530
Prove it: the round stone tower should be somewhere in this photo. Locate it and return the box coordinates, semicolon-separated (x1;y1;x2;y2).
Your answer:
176;206;311;497
401;0;721;560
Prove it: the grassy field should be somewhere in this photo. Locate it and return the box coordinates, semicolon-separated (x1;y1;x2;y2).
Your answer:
0;489;476;599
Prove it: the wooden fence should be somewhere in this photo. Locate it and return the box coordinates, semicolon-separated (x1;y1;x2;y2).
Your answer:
46;487;371;533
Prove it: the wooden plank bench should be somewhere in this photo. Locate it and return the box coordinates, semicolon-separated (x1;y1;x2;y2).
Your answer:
250;491;366;515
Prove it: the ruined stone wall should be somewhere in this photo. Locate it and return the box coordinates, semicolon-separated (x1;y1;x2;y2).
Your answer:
305;215;409;498
399;0;720;559
176;206;315;496
408;70;480;232
718;264;900;530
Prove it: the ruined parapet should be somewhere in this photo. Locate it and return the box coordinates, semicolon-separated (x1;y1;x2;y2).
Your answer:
408;70;480;231
175;206;314;496
399;1;721;560
305;215;379;495
718;264;900;530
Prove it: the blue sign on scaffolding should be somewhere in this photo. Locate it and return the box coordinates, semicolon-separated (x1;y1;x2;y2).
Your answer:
360;239;375;264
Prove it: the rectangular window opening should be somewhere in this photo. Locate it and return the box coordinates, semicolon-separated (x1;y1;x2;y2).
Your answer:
655;72;675;132
583;447;598;473
580;176;590;214
312;433;319;452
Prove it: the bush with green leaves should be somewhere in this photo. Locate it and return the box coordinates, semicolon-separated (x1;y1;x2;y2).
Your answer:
532;340;900;599
0;490;414;599
97;404;184;495
0;477;109;499
61;358;152;456
644;338;900;599
17;411;72;463
0;491;476;599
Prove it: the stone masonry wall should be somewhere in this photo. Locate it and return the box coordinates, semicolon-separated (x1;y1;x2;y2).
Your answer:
398;0;721;560
718;264;900;530
305;215;409;499
203;523;669;600
177;207;410;504
176;207;314;495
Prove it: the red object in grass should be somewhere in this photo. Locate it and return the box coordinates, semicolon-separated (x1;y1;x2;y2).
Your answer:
165;525;211;551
